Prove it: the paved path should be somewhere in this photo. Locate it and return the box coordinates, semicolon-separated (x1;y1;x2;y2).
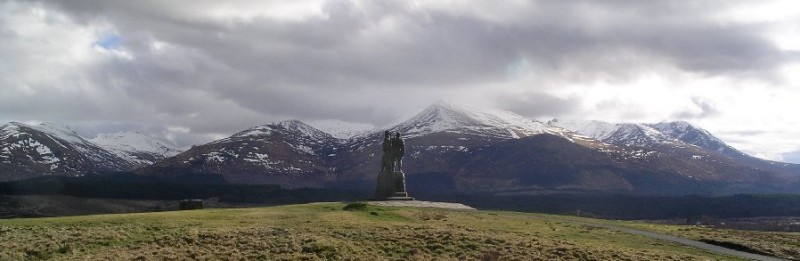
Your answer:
367;200;475;210
563;219;788;261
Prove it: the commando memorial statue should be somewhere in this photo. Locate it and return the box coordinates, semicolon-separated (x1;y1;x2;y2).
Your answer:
391;132;404;171
374;131;413;200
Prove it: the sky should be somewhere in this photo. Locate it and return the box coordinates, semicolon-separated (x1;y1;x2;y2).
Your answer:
1;0;799;162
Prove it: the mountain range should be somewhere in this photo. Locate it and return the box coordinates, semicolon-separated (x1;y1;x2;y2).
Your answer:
3;101;799;195
0;122;179;181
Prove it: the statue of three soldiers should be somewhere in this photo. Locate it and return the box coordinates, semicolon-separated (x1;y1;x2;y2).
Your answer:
381;131;405;172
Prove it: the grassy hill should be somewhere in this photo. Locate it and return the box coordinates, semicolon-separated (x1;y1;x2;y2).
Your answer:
0;202;797;260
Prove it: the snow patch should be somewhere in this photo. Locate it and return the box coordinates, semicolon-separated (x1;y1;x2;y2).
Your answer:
307;119;374;139
90;132;181;165
391;101;559;139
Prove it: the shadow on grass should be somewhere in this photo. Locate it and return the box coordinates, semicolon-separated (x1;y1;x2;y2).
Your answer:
698;239;775;257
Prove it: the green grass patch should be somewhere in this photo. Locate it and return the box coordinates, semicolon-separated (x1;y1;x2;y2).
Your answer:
0;202;770;260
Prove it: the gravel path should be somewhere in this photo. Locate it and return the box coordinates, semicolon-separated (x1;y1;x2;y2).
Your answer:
367;200;475;210
572;220;788;261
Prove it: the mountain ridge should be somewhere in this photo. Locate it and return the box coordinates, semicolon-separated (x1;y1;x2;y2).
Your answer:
139;102;800;194
0;122;181;181
3;102;799;194
89;131;181;166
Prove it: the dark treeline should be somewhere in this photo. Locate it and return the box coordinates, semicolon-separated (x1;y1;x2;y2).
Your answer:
0;173;366;204
2;174;800;220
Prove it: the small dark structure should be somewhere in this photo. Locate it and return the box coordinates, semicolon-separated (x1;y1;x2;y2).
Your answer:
179;199;204;210
374;131;413;200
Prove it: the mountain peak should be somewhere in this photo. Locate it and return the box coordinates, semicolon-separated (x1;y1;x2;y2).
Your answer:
275;120;334;140
5;122;88;145
649;121;710;139
551;119;678;147
652;120;693;131
307;119;374;139
390;101;556;139
276;120;316;132
89;132;181;158
548;119;619;140
230;120;334;141
648;121;737;154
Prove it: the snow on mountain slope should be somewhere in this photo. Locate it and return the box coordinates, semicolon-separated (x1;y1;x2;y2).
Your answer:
547;119;792;172
224;120;336;143
550;119;677;147
550;119;755;156
142;120;339;186
17;122;127;162
391;101;568;139
0;123;62;166
25;122;108;158
645;121;777;165
0;121;186;181
603;123;676;147
548;119;619;140
0;122;134;180
307;119;374;139
648;122;734;153
90;132;181;165
27;122;86;144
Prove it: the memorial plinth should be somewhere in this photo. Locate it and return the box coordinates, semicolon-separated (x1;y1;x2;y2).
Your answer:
374;170;414;200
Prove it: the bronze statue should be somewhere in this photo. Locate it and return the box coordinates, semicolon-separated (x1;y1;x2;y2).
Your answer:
391;132;405;171
381;131;392;172
374;130;412;200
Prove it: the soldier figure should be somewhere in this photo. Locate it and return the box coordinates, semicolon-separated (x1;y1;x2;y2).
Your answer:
391;132;405;171
381;131;392;172
374;130;412;200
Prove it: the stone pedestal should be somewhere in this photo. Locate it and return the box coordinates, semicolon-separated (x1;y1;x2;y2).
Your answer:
374;171;414;200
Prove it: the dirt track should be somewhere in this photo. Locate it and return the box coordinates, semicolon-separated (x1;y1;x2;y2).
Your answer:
572;220;789;261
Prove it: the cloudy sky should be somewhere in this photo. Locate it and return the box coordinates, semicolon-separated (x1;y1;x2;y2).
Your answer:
1;0;799;162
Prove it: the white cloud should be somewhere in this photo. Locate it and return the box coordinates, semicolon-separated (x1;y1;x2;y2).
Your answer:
1;0;800;162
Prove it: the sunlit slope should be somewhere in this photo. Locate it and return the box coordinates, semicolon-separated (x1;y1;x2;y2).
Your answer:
0;202;758;260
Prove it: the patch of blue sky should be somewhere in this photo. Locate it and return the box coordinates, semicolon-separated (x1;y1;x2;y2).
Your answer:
94;33;122;50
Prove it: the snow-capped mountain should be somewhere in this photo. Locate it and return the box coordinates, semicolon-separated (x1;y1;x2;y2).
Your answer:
0;122;183;181
549;119;678;147
647;121;800;173
549;119;761;160
0;122;133;181
224;120;336;144
648;121;747;158
6;101;797;194
139;101;800;194
89;132;181;165
142;120;341;187
307;119;373;139
392;101;565;139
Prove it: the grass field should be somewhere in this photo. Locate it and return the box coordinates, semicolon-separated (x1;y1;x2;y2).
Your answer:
0;202;785;260
619;222;800;260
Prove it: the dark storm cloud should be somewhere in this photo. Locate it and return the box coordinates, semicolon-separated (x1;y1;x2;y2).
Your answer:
673;97;721;119
37;0;792;88
495;92;581;118
2;0;797;147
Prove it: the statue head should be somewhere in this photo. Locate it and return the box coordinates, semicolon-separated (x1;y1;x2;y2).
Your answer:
395;132;401;138
384;130;390;138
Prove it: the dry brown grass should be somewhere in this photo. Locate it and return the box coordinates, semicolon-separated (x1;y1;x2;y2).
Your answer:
0;203;746;260
620;222;800;260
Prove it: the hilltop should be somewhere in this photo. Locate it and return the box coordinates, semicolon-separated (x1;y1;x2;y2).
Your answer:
1;202;798;260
